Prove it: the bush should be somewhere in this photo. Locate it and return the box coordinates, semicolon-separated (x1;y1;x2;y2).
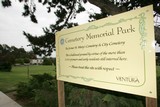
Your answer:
16;73;58;107
65;83;144;107
16;74;158;107
15;58;24;65
34;80;57;107
24;58;30;63
0;61;12;72
43;58;52;65
102;91;144;107
65;84;107;107
16;82;34;99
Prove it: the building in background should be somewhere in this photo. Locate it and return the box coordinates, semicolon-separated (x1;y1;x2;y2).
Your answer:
30;58;43;65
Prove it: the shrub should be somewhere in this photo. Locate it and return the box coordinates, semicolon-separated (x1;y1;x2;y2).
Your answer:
16;74;158;107
102;92;144;107
34;80;58;107
0;61;12;72
24;58;30;63
43;58;52;65
16;73;58;107
16;82;34;99
65;83;145;107
15;58;24;65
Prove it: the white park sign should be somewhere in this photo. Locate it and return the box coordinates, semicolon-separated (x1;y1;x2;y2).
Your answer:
56;5;157;98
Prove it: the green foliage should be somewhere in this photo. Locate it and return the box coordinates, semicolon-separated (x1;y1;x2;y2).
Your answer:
24;58;30;63
15;58;30;65
102;93;144;107
29;73;54;88
15;72;159;107
0;61;12;72
65;83;145;107
0;44;36;65
43;58;52;65
15;58;24;65
16;73;57;107
67;83;104;107
16;82;34;99
23;29;55;56
34;80;57;107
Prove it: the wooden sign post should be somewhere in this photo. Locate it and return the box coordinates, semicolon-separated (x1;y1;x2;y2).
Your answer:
58;80;65;107
146;97;157;107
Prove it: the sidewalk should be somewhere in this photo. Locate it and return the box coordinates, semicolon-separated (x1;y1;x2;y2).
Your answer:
0;91;22;107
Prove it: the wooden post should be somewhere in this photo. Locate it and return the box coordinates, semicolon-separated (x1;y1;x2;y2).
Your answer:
58;80;65;107
27;65;30;78
146;97;157;107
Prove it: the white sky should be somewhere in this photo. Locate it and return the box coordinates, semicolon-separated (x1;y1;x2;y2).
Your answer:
0;1;55;51
0;1;100;57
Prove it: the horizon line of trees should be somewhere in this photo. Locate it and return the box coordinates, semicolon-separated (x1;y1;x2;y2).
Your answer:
0;44;56;71
0;44;36;71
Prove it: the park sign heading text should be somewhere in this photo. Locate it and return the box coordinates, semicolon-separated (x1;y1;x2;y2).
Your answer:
56;5;157;98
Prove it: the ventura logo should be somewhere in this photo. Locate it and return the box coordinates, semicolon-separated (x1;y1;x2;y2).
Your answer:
116;76;140;83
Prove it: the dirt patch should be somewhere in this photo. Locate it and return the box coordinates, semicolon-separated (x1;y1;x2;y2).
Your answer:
6;91;34;107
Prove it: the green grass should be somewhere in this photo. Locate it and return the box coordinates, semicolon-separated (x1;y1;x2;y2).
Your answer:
0;65;56;92
0;65;159;93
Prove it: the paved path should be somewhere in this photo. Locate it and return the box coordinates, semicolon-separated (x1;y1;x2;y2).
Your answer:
0;91;22;107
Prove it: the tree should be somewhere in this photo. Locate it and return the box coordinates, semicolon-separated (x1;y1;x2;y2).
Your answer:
0;44;36;65
2;0;160;56
43;57;53;65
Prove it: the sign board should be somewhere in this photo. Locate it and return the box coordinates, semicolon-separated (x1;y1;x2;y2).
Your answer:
56;5;157;98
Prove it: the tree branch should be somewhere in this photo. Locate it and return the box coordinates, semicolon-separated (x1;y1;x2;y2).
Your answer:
64;0;76;26
88;0;126;15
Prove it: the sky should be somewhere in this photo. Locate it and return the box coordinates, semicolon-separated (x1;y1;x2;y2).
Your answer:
0;1;100;57
0;1;160;55
0;1;56;51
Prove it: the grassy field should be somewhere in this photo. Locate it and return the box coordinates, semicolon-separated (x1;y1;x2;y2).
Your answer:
0;65;160;93
0;65;56;92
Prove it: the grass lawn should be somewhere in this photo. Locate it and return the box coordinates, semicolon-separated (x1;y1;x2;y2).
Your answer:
0;65;159;93
0;65;56;92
